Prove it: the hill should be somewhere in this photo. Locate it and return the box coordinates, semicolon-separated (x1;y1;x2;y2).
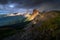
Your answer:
0;10;60;40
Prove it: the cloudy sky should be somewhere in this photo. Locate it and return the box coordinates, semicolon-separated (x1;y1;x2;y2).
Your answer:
0;0;60;14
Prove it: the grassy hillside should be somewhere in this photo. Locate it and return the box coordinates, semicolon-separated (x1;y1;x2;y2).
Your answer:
32;11;60;40
35;17;60;40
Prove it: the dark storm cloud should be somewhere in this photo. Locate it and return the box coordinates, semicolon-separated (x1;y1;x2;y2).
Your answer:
0;0;8;4
0;0;60;14
0;0;42;8
0;0;60;8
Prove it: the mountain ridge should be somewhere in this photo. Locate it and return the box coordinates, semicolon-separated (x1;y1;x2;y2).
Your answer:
0;9;60;40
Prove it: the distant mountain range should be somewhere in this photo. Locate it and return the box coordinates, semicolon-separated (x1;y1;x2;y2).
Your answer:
0;13;23;17
0;16;26;26
0;12;32;27
0;13;27;27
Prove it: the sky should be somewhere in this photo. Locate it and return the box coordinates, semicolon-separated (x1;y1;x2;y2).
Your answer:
0;0;60;14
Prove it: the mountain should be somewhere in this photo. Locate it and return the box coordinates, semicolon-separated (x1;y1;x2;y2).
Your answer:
6;13;24;16
0;12;31;27
0;15;26;27
0;9;60;40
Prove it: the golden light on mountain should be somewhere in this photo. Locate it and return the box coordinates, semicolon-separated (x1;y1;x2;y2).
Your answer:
25;9;39;21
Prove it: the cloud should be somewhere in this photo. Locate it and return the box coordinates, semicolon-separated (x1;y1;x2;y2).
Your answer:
0;0;60;8
0;0;60;14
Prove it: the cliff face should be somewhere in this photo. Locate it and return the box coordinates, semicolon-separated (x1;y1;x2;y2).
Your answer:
2;10;60;40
